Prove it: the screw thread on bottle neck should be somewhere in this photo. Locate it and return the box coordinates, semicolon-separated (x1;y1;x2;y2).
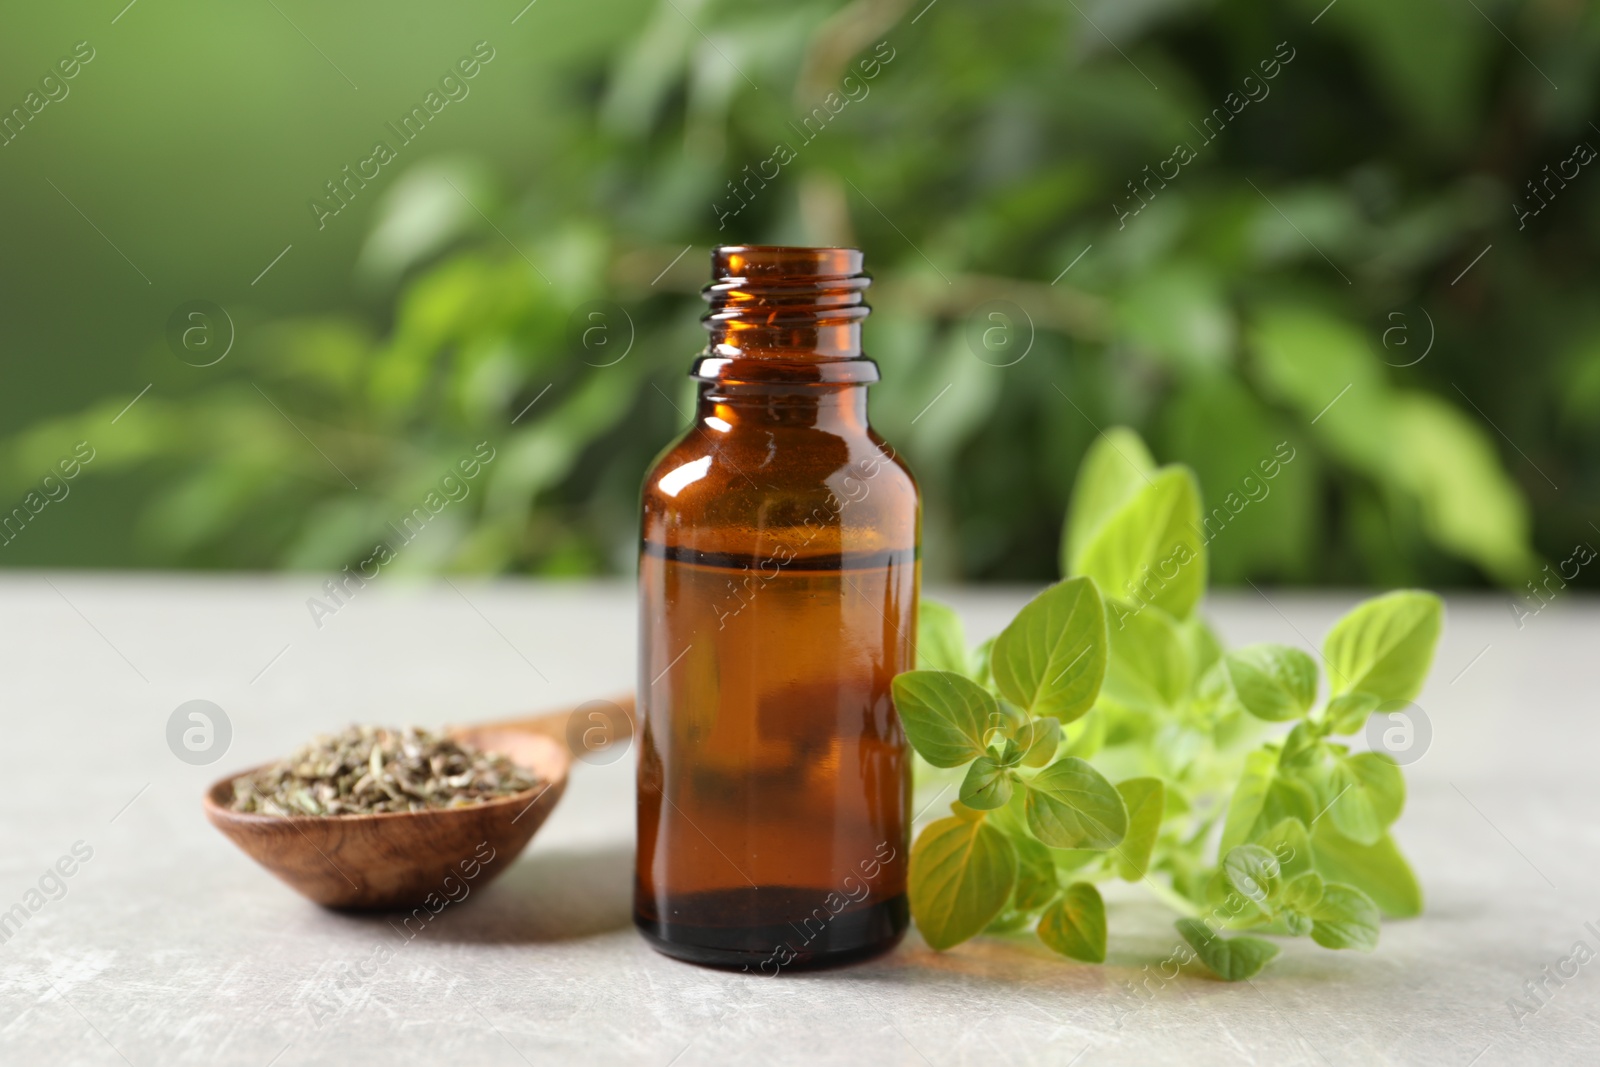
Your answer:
701;245;871;363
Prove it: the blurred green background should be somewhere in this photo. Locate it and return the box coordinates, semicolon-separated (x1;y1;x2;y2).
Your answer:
2;0;1595;589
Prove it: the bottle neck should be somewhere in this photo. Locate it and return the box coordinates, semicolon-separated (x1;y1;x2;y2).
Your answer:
694;379;871;433
693;245;878;385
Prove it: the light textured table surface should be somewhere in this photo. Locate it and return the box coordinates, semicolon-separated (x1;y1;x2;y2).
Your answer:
0;575;1594;1066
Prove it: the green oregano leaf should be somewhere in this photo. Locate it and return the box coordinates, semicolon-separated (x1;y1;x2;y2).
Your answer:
1282;870;1325;914
1222;844;1282;907
1037;883;1107;963
1219;749;1276;855
1178;613;1225;677
1254;818;1313;880
1050;847;1103;877
1323;591;1443;702
1114;777;1165;881
1024;757;1128;850
1311;822;1423;919
1101;601;1192;715
1011;834;1060;914
1223;643;1319;722
1323;691;1381;735
949;799;987;822
1259;773;1318;834
988;781;1030;837
984;910;1032;934
908;817;1017;951
1175;918;1280;981
1327;752;1405;846
1074;467;1207;620
1192;658;1240;717
1016;717;1062;768
1063;426;1156;575
1203;866;1271;928
959;757;1014;811
891;670;997;768
1282;910;1314;937
991;576;1108;722
1278;722;1321;767
1310;883;1381;951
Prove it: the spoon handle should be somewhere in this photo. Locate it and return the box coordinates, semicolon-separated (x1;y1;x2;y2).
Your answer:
452;694;636;756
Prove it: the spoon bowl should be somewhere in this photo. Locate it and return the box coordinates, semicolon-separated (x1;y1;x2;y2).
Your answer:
202;700;629;909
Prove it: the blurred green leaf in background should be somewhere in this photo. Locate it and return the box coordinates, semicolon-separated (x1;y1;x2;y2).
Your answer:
3;0;1593;589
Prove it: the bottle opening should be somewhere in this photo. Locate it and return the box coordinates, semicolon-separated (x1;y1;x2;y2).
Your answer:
711;245;864;281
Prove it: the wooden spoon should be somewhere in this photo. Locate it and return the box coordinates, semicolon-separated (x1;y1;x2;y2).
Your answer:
202;696;635;910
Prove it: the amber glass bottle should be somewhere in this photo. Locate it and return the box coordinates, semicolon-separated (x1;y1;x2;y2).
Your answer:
635;246;919;971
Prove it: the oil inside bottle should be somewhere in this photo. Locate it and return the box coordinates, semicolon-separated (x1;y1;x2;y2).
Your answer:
635;539;915;970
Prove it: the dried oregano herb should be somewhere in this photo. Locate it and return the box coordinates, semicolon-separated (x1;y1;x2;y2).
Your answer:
230;725;543;816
